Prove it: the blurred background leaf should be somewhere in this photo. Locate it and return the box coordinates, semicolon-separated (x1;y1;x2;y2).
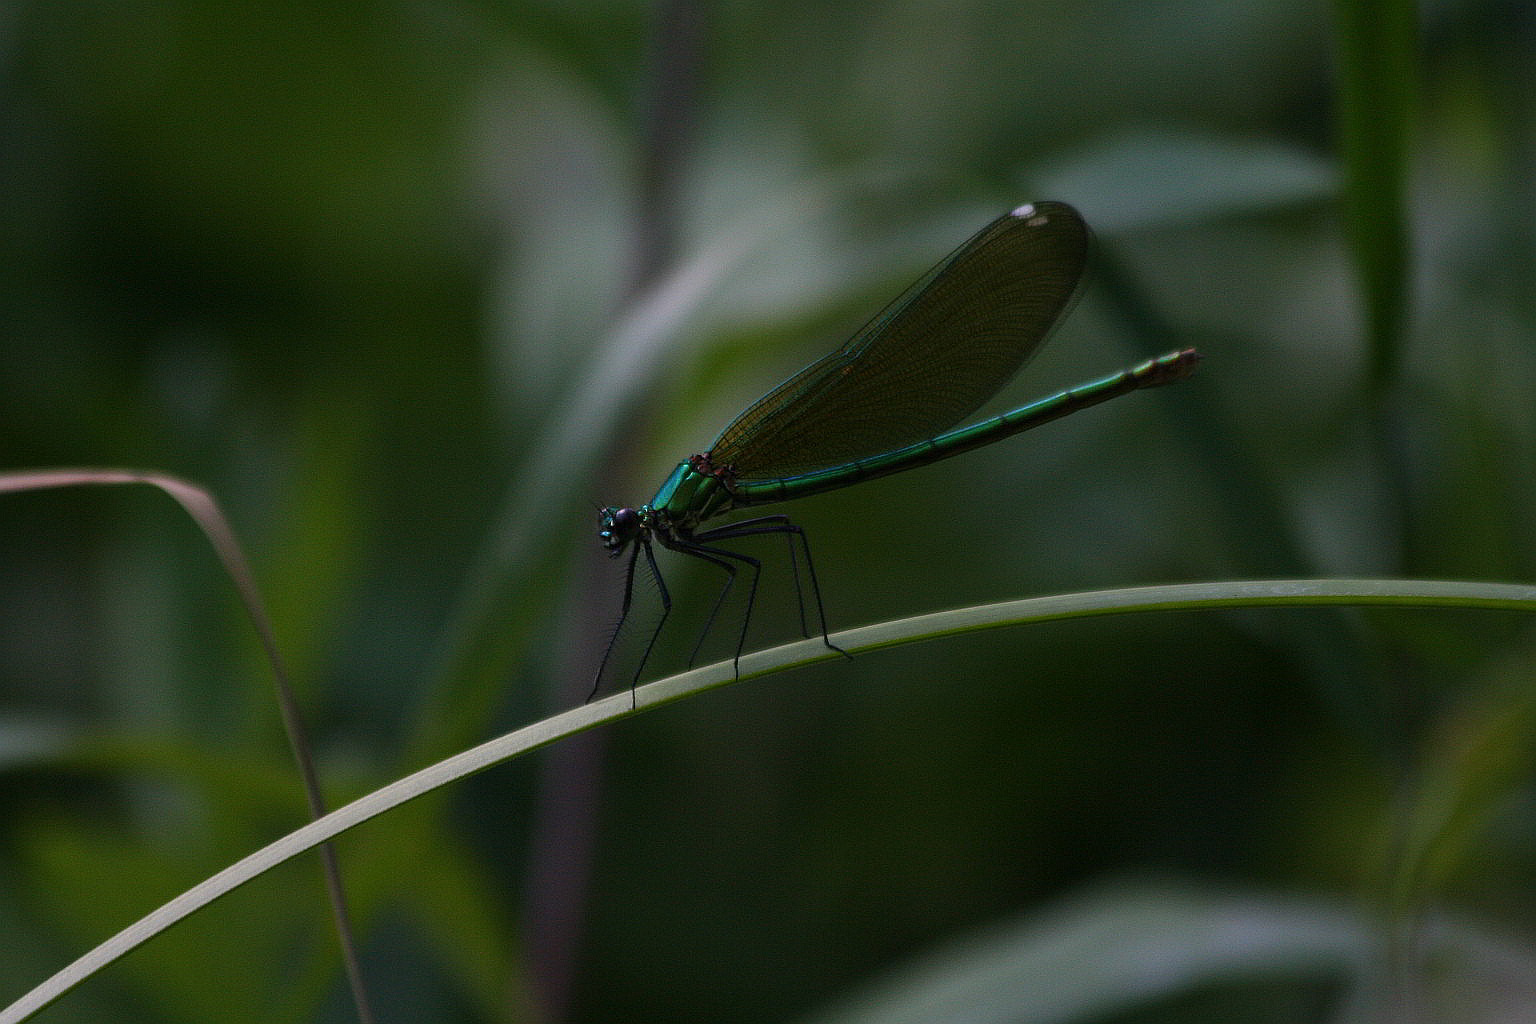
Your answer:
4;0;1536;1021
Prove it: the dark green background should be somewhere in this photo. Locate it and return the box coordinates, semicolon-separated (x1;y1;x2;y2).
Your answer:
4;0;1535;1021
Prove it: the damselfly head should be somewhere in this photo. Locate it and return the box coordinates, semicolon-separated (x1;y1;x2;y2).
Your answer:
598;506;643;553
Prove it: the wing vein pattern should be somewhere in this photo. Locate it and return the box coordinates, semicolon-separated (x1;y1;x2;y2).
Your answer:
707;201;1090;481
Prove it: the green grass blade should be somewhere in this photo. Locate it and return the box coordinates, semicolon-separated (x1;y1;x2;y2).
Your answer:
0;469;375;1024
1331;0;1418;388
6;577;1533;1023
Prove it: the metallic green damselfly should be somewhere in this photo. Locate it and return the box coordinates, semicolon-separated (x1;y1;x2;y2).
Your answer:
595;201;1200;699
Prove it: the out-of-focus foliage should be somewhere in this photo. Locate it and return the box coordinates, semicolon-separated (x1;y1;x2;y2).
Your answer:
3;0;1535;1021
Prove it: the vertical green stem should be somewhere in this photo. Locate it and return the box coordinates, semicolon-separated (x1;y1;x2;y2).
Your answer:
1333;3;1425;1014
1331;0;1417;390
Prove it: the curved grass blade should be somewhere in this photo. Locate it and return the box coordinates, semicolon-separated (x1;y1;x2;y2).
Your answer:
7;577;1534;1024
